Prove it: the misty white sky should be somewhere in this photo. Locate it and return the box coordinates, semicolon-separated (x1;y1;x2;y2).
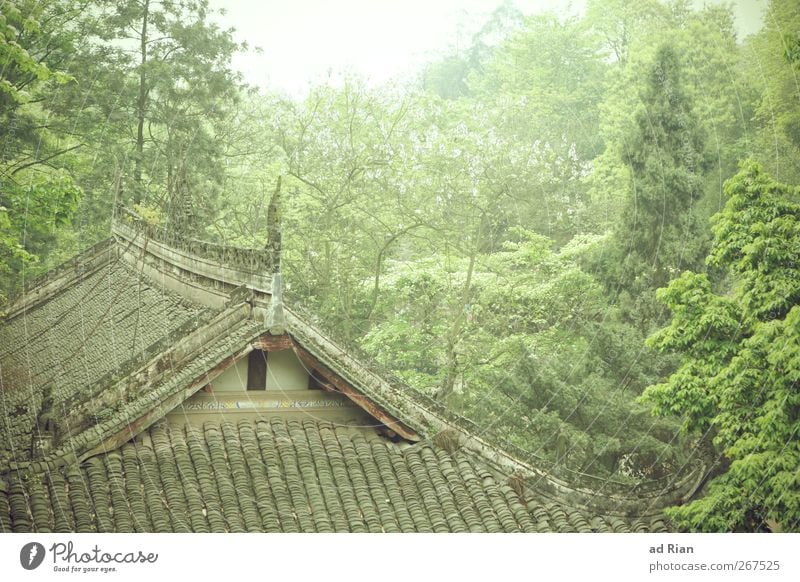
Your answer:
210;0;767;98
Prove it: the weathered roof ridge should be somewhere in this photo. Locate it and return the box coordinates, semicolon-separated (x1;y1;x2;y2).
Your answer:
3;237;117;320
278;299;713;516
2;300;259;475
114;205;274;288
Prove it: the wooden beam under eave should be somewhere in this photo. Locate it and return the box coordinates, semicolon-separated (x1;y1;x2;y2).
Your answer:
291;343;421;442
252;334;293;351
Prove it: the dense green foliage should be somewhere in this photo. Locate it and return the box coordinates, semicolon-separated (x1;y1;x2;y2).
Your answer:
642;162;800;531
600;44;711;328
2;0;798;530
0;1;82;303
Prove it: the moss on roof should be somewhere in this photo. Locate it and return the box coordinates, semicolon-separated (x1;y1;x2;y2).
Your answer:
0;418;671;533
0;231;686;532
0;259;210;463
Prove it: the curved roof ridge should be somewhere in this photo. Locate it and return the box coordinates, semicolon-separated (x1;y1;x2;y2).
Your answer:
280;299;713;514
115;205;273;275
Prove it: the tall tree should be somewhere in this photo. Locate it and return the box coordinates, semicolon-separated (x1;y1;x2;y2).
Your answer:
604;44;710;325
641;161;800;532
421;0;524;100
584;0;667;65
743;0;800;183
93;0;245;232
0;0;81;303
473;14;605;243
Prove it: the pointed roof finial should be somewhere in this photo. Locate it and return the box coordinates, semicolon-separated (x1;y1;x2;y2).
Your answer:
266;176;286;334
267;175;282;274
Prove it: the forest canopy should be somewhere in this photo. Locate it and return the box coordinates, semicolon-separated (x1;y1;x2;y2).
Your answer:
1;0;798;532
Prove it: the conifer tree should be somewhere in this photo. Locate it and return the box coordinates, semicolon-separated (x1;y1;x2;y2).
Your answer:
609;44;710;322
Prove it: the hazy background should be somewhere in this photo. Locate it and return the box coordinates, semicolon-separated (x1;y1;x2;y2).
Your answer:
211;0;768;96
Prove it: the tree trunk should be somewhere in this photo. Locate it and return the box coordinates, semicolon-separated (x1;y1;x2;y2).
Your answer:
436;215;483;402
133;0;149;204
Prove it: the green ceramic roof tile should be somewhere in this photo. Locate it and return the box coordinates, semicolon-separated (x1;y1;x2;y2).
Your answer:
650;518;669;533
220;422;262;533
8;472;32;532
391;446;434;532
203;422;246;532
0;259;211;464
283;420;323;532
168;424;211;532
319;423;369;533
608;516;631;533
85;456;113;532
302;420;350;532
370;439;416;531
255;420;298;532
65;465;95;532
186;425;227;532
121;444;151;532
136;442;171;533
431;449;479;531
0;481;10;533
104;452;134;532
151;424;191;532
419;446;467;532
27;473;51;532
337;430;381;532
453;454;497;531
270;419;317;532
498;483;535;532
45;469;73;533
2;418;671;532
351;433;400;533
236;420;280;532
404;448;450;532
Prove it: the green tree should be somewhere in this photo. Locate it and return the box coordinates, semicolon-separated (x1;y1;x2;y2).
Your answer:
363;228;682;473
587;2;753;234
584;0;667;65
86;0;245;233
0;1;81;303
743;0;800;183
473;13;606;243
641;161;800;532
604;44;710;325
421;0;523;100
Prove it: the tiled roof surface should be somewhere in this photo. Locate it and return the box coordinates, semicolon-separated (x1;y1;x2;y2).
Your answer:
0;260;210;462
0;418;670;533
0;231;688;532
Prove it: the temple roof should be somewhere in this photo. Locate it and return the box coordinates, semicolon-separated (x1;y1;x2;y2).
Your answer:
0;209;711;532
0;254;213;466
0;418;669;533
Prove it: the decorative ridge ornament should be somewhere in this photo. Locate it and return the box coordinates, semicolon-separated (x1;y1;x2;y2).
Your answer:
266;176;282;274
267;273;286;334
265;176;286;334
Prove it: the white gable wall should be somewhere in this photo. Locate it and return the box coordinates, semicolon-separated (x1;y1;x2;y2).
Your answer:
267;349;310;391
211;356;249;391
209;349;310;392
